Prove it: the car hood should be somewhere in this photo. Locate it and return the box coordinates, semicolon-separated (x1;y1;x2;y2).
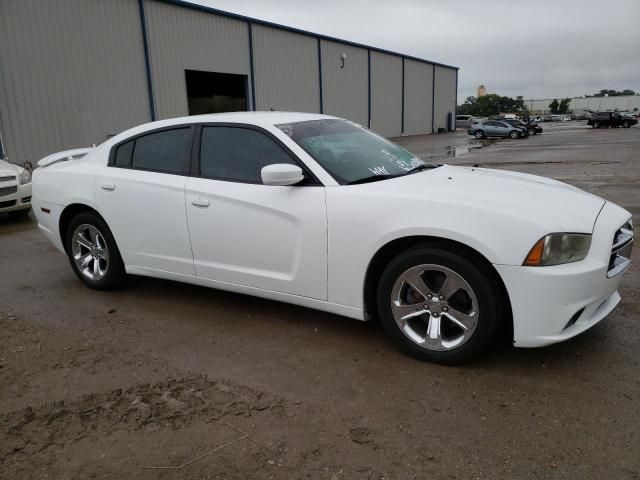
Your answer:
0;159;24;176
362;165;605;233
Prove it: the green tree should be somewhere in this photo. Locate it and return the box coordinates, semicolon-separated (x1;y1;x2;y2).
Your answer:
549;99;560;114
558;98;571;114
457;93;528;117
457;96;478;115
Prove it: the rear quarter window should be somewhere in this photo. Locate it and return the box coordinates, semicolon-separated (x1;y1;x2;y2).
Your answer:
114;140;134;167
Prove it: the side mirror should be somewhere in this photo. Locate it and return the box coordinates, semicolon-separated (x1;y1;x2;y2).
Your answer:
261;164;305;186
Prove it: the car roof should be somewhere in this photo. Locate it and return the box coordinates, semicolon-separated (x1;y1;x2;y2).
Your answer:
146;111;335;129
102;111;340;148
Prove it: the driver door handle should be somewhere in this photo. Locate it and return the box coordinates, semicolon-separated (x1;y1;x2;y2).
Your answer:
100;183;115;191
191;197;210;208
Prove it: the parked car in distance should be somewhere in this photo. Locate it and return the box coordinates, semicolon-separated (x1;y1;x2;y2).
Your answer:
456;115;477;129
0;156;32;217
502;118;543;136
467;120;525;139
587;112;638;128
32;112;633;364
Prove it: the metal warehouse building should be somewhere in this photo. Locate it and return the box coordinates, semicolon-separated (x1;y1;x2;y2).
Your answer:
0;0;458;165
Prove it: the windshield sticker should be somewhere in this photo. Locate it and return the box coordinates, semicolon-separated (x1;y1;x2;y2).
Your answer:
368;166;390;176
380;149;424;171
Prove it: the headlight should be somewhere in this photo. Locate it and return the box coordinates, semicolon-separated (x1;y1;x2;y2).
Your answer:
19;169;31;185
523;233;591;266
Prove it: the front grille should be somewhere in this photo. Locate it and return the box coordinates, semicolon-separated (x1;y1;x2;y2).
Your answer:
0;185;18;197
0;199;16;208
608;220;633;277
0;175;16;182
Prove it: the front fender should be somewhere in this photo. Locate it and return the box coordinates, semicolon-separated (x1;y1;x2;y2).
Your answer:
326;188;557;309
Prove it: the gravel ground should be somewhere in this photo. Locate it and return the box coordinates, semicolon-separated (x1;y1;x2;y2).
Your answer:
1;121;638;479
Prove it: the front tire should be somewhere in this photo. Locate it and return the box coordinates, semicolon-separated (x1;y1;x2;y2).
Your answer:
622;121;630;128
65;211;126;290
509;130;519;139
474;130;485;139
376;246;504;364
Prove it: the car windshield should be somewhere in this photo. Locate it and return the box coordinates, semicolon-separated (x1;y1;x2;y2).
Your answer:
276;119;430;184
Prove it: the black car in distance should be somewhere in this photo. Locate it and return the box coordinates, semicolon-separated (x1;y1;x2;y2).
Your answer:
587;112;638;128
502;118;543;135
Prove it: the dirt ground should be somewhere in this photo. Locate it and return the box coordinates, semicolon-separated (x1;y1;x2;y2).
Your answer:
1;122;639;479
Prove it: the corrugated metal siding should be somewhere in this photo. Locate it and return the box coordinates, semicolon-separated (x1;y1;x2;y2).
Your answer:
252;25;320;113
434;66;457;131
403;60;433;136
145;0;251;119
320;40;368;126
0;0;150;164
370;51;402;137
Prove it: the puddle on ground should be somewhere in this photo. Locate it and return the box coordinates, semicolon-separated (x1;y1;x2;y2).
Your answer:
444;139;492;158
446;146;469;157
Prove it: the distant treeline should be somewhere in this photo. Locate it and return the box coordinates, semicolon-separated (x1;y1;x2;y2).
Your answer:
586;89;637;97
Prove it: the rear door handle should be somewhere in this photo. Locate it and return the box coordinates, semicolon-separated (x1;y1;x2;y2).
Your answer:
191;198;210;208
100;183;115;191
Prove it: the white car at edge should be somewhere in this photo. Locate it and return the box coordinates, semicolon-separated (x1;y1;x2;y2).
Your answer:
0;157;32;217
32;112;633;364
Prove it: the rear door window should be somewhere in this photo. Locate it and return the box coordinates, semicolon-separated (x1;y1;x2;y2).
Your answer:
131;128;192;174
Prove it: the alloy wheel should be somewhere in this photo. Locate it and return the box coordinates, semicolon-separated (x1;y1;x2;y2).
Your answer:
71;224;110;281
390;264;479;351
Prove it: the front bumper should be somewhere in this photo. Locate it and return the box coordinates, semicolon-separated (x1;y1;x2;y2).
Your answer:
0;181;32;213
496;201;632;348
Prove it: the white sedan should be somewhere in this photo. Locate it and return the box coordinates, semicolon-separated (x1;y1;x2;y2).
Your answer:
0;158;32;217
32;112;633;364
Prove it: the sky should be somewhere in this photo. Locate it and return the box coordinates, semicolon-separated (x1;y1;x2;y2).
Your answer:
190;0;640;103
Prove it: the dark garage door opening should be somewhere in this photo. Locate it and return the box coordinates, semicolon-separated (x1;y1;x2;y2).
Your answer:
185;70;248;115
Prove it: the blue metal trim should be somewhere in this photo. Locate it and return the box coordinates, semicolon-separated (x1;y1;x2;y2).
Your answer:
154;0;459;71
137;0;156;121
401;57;405;134
317;38;323;114
431;65;436;133
367;49;372;129
248;22;256;111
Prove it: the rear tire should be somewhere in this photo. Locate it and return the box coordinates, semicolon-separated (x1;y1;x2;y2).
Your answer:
65;211;126;290
474;130;485;139
622;121;630;128
376;246;504;364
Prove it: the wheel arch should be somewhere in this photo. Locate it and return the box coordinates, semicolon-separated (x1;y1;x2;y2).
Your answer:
59;203;107;253
363;235;513;340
